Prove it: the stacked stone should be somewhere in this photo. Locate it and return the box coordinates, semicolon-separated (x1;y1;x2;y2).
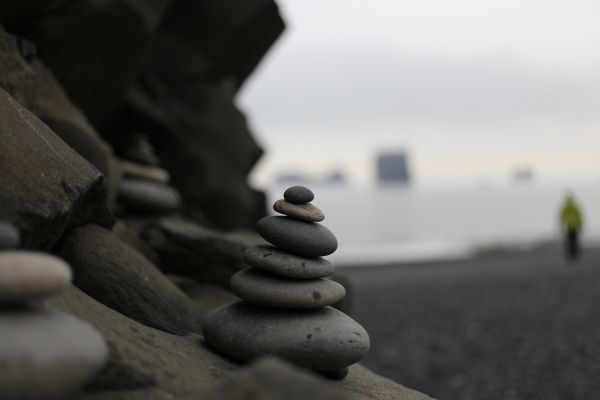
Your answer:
0;222;108;400
203;186;370;379
118;133;181;214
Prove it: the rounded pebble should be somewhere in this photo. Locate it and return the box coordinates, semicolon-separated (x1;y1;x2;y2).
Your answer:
284;186;314;204
0;222;20;249
0;251;72;303
203;302;370;371
124;148;160;167
118;179;181;214
0;311;108;400
244;245;334;279
121;161;170;184
273;199;324;222
231;268;345;309
256;216;337;257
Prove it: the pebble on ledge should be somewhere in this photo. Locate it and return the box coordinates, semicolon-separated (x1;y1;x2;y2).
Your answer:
203;186;369;379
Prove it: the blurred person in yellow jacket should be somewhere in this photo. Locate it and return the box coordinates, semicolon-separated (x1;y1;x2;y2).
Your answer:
560;193;583;261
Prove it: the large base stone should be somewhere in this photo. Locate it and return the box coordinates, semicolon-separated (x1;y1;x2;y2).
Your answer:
203;301;370;372
0;310;108;400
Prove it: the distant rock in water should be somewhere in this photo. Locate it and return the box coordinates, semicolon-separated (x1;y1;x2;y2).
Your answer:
511;166;536;184
376;151;411;185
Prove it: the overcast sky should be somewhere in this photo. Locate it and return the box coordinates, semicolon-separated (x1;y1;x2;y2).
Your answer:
238;0;600;187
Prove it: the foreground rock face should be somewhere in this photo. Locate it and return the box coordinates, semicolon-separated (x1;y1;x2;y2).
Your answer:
0;27;119;197
40;285;433;400
203;357;347;400
123;0;284;230
0;88;113;250
160;0;285;89
59;224;201;335
129;61;266;230
142;218;255;286
15;0;171;126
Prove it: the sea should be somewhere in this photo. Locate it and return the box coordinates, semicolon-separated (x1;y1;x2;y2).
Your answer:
265;182;600;266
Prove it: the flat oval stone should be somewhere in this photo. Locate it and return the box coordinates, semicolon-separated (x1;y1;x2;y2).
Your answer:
0;311;108;400
0;251;72;303
124;148;160;167
121;160;170;184
231;268;345;308
284;186;314;204
244;245;334;279
273;199;325;222
118;179;181;214
256;216;337;257
203;302;370;371
0;222;19;249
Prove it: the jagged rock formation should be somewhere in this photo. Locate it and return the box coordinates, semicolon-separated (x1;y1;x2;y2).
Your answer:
0;88;113;250
0;1;434;399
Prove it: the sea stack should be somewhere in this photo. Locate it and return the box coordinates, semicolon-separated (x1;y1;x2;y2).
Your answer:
203;186;370;379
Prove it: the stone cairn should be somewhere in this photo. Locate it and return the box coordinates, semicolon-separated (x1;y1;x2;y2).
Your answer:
0;222;108;400
203;186;370;379
117;132;181;215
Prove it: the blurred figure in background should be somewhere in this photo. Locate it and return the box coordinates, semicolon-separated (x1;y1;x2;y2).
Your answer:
560;193;584;261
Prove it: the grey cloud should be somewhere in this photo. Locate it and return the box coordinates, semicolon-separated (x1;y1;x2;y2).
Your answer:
241;44;600;130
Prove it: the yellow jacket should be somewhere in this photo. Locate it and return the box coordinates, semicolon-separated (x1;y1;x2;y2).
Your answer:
560;198;583;231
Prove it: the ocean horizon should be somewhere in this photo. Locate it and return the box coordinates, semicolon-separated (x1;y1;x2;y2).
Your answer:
266;181;600;266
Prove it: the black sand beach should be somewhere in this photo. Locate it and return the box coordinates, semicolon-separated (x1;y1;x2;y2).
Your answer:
345;244;600;400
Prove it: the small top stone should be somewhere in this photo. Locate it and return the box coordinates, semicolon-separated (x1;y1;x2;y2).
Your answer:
0;222;19;249
273;200;324;222
284;186;314;204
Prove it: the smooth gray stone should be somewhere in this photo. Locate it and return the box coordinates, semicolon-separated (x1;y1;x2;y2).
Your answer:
231;268;345;309
244;245;334;279
256;217;337;257
273;199;324;222
0;222;19;249
203;302;370;371
121;161;170;184
124;148;160;167
284;186;314;204
0;251;72;303
118;179;180;214
0;311;108;400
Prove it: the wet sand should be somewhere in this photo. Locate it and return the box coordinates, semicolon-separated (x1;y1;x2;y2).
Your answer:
344;244;600;400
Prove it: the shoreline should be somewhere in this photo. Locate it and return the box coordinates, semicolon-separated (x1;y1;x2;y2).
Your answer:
342;242;600;400
337;238;600;270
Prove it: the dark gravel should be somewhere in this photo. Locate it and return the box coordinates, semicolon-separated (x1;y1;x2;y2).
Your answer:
344;245;600;400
